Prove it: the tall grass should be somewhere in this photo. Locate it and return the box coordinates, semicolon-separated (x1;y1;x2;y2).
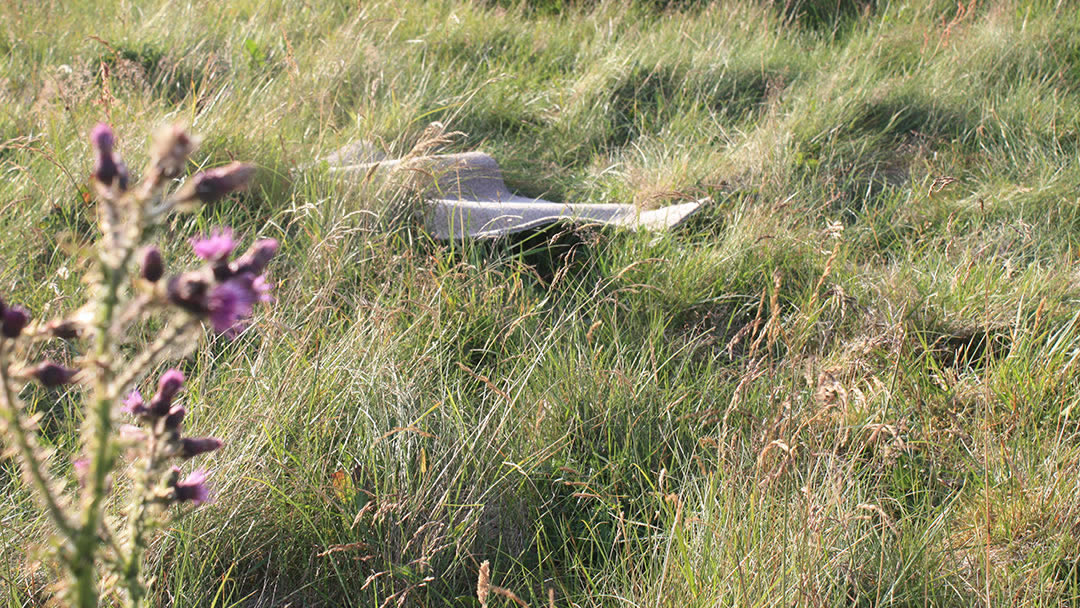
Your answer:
3;0;1080;605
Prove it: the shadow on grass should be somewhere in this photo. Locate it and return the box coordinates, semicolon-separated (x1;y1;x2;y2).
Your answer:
607;62;782;149
852;96;977;144
774;0;878;32
94;42;216;106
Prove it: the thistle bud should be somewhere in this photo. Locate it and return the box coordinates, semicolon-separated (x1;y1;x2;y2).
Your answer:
158;369;184;399
179;437;223;459
32;361;78;387
174;162;256;205
164;404;186;432
166;273;210;314
141;246;164;283
149;124;198;181
150;369;184;417
91;123;114;152
47;319;81;340
2;306;30;338
90;123;129;191
230;239;279;276
173;469;210;504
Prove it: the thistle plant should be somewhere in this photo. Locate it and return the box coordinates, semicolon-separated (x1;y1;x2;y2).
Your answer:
0;123;277;607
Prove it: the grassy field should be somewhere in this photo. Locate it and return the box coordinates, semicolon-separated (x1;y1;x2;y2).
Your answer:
3;0;1080;605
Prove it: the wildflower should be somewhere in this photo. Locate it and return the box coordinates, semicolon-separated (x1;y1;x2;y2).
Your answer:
150;369;184;416
207;274;260;336
179;437;222;459
141;246;164;282
90;123;129;191
32;361;78;387
169;271;272;338
167;232;276;336
173;469;211;504
122;390;148;416
190;228;236;263
2;305;29;339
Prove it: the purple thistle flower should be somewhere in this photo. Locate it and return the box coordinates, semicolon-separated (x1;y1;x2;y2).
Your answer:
90;123;129;190
174;469;211;505
207;274;258;337
141;246;164;282
33;361;78;387
122;390;147;416
2;305;29;339
179;437;223;459
253;275;274;303
190;228;237;263
168;232;276;337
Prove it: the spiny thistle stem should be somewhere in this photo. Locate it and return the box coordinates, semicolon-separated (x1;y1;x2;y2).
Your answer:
122;431;158;608
73;267;126;606
74;176;151;608
0;122;268;607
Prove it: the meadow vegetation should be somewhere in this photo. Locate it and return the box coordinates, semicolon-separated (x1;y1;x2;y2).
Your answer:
3;0;1080;605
